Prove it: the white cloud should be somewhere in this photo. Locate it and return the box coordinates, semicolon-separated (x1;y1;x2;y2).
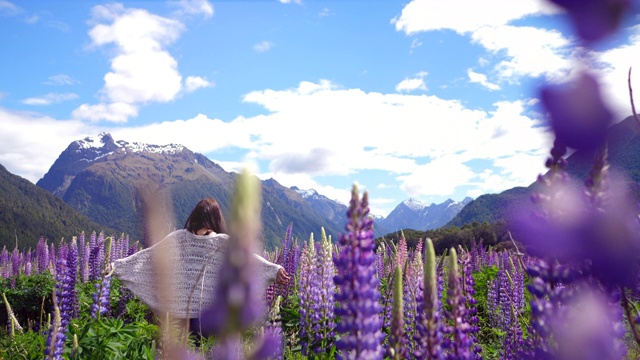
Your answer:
172;0;214;19
593;25;640;121
471;25;572;82
279;0;302;4
184;76;214;92
395;71;428;92
395;78;426;92
72;102;138;123
253;41;274;53
467;69;500;90
392;0;558;35
393;1;571;86
45;74;79;85
0;107;99;182
74;4;213;123
2;80;551;208
22;92;78;105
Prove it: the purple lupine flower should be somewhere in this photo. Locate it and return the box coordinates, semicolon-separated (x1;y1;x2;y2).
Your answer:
49;242;56;272
67;237;79;319
91;275;112;318
10;247;21;278
396;234;408;271
37;237;48;274
524;259;578;357
45;246;74;360
501;303;524;360
403;250;423;356
441;248;474;360
298;235;318;355
81;242;90;283
273;223;297;310
546;0;630;43
333;185;384;360
253;324;284;360
44;292;65;360
200;169;268;358
459;249;481;358
540;72;613;152
311;227;336;354
55;244;72;328
88;231;98;281
554;286;627;360
1;247;9;279
414;238;443;359
388;264;407;360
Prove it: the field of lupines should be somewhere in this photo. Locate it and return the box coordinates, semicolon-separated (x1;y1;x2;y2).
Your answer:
3;0;640;359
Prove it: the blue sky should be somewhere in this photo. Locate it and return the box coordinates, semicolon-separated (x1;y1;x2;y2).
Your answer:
1;0;639;217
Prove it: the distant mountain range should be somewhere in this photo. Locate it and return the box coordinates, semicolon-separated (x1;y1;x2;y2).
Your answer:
446;115;640;228
378;197;473;233
1;133;475;250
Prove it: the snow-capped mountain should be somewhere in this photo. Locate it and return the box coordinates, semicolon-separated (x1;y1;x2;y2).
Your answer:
377;197;474;232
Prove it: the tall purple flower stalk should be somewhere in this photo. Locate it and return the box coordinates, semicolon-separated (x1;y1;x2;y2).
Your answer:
315;228;336;353
298;234;318;355
1;247;8;279
414;238;443;359
200;169;275;360
298;227;338;354
442;248;474;360
333;185;384;359
36;237;48;274
459;249;481;358
67;237;79;319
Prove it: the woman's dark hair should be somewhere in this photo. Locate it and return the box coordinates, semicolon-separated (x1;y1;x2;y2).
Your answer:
184;198;228;235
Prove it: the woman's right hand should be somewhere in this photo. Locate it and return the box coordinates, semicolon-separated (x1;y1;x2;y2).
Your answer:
276;267;291;285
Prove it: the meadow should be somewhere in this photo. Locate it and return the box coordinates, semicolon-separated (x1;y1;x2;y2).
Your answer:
3;0;640;359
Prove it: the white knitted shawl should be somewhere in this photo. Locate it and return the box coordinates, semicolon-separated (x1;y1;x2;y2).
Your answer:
112;229;281;319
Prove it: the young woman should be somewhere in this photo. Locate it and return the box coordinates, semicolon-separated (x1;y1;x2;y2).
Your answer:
111;198;290;332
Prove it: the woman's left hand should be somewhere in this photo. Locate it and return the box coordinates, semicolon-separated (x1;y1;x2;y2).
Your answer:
276;267;291;285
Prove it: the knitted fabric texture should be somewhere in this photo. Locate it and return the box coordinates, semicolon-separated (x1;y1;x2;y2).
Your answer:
112;229;281;319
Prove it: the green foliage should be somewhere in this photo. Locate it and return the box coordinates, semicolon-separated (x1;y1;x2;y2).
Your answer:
0;327;47;359
472;265;501;356
0;272;54;327
378;221;509;255
66;317;159;360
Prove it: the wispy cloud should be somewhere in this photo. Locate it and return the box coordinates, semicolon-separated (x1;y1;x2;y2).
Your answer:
171;0;214;19
467;69;500;91
45;74;79;86
279;0;302;4
184;76;214;92
22;92;78;106
319;7;332;17
253;41;274;53
0;0;20;16
392;0;558;35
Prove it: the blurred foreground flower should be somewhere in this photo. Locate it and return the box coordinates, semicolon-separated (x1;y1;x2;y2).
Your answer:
547;0;630;43
540;72;613;152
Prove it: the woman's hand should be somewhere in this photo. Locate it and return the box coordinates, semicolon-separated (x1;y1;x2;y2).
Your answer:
276;267;291;285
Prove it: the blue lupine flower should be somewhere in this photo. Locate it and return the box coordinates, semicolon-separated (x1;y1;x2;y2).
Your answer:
333;185;384;360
